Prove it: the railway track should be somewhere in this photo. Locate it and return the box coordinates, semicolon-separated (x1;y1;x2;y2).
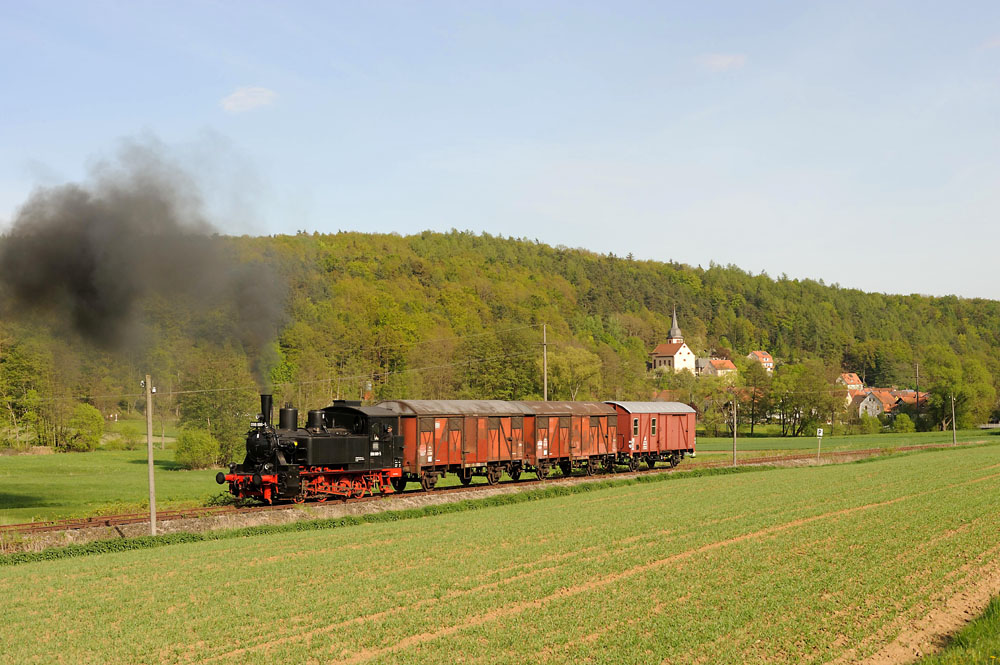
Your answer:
0;440;980;537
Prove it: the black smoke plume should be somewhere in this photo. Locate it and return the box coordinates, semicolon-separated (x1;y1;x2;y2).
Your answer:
0;139;286;386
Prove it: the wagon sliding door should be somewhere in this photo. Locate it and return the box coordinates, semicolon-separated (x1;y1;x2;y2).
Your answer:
418;418;435;470
560;417;572;459
535;417;550;458
448;418;463;467
488;417;501;462
510;416;524;461
463;418;477;465
588;416;604;456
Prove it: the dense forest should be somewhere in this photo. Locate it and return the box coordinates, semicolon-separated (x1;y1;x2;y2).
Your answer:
2;230;998;459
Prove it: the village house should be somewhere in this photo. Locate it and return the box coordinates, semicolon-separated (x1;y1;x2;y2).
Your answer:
649;308;696;373
850;392;884;419
746;350;774;372
837;372;864;391
702;358;738;378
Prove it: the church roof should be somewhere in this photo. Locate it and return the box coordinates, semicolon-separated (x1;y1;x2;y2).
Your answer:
668;306;682;340
651;342;686;357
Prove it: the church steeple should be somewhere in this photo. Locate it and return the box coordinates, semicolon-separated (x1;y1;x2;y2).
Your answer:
667;306;683;343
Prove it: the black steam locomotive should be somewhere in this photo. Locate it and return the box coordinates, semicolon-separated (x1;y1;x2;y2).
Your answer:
217;395;405;502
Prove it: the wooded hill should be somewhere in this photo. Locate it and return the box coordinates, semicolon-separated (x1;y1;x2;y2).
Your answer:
2;230;998;456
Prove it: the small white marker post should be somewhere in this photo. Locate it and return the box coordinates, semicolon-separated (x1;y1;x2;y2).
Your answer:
816;427;824;461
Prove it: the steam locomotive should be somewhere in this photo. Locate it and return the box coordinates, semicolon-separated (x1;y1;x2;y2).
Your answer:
218;394;697;503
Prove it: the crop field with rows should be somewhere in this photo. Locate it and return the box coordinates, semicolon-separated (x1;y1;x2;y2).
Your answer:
3;444;999;664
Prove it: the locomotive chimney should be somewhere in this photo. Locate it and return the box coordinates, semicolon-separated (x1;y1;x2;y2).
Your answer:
260;394;273;426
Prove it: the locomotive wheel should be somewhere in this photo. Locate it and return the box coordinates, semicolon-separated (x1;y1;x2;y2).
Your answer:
647;458;657;470
390;477;407;493
627;457;638;472
420;473;437;492
509;468;522;482
316;496;328;503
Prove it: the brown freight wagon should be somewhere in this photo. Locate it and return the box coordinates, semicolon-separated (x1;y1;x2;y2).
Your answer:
605;401;696;470
376;400;534;490
517;401;618;477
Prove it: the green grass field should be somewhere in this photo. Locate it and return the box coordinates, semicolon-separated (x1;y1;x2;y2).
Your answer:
2;444;998;664
0;449;222;524
696;428;992;452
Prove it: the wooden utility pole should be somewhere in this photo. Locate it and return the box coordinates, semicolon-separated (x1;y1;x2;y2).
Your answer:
951;394;957;446
543;324;548;401
731;397;737;467
145;374;157;536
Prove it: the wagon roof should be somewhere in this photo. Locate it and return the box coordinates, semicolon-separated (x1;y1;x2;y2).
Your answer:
377;400;535;416
516;401;616;416
604;401;696;414
323;403;398;417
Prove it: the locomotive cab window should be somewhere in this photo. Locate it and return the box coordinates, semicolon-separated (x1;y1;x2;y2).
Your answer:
651;418;657;436
632;418;639;436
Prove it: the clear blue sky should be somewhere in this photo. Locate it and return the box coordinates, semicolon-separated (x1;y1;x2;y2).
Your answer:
2;2;998;299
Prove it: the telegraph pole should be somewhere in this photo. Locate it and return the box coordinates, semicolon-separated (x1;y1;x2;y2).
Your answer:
543;323;548;401
731;397;737;467
951;393;957;446
145;374;157;536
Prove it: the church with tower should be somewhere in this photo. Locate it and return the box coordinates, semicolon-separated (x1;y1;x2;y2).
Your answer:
649;308;696;373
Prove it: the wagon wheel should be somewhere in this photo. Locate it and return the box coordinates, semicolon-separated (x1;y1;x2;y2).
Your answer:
559;461;572;477
486;467;501;485
603;458;615;474
669;454;680;468
536;464;548;481
390;477;407;493
647;458;657;470
509;468;522;482
585;460;596;476
459;472;472;486
420;473;437;492
627;457;638;473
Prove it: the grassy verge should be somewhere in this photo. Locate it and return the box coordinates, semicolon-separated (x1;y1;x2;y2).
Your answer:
915;596;1000;664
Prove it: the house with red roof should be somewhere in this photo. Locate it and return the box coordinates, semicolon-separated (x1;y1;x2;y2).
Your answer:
746;350;774;373
702;358;738;378
837;372;864;390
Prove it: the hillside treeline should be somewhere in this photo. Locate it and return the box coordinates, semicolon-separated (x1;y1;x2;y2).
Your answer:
1;230;998;457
